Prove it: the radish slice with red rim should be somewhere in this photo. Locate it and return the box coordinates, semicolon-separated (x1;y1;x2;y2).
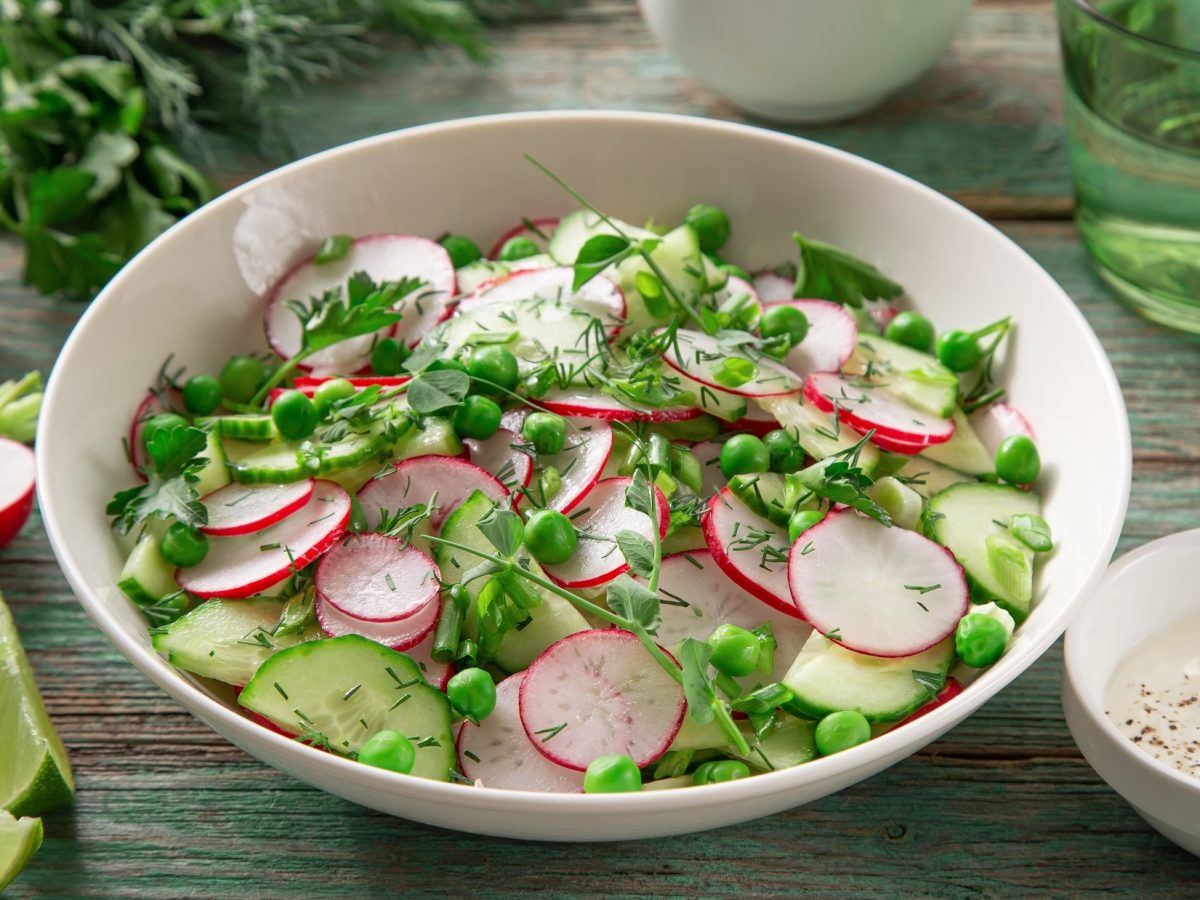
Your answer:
356;455;508;532
463;428;534;492
752;271;795;302
768;300;857;377
865;299;900;332
702;487;801;619
542;418;614;514
518;629;686;770
542;476;669;589
660;328;802;398
314;589;439;651
787;508;969;658
200;480;315;536
537;386;702;423
458;673;584;792
178;481;351;599
264;235;455;375
315;533;439;623
970;402;1035;456
487;217;559;260
804;372;955;453
0;438;35;549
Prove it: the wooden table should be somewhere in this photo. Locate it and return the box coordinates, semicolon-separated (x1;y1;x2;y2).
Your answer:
4;1;1200;894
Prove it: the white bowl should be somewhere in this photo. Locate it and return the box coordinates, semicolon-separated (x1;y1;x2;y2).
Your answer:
1063;531;1200;857
639;0;973;123
39;111;1130;841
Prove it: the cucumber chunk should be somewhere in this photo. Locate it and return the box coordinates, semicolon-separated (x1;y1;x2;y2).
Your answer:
151;597;320;686
732;714;818;772
922;482;1042;620
755;396;881;473
891;457;974;500
921;410;994;476
323;416;462;493
783;632;956;723
546;208;652;266
229;414;414;485
615;224;720;331
194;429;230;497
198;415;278;442
117;533;179;604
239;635;455;780
843;334;958;418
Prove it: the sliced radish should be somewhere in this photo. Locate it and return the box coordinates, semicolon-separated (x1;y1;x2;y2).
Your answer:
804;372;955;454
895;677;965;728
865;299;900;332
643;551;812;688
487;217;559;261
463;428;534;492
661;329;802;398
542;419;614;514
457;673;585;792
702;487;801;619
314;588;439;651
200;480;315;536
768;300;857;377
728;402;779;436
542;476;669;590
689;440;727;498
970;402;1035;457
356;455;507;532
178;481;350;599
460;266;624;318
787;508;968;658
316;533;439;623
264;235;456;376
753;271;795;302
538;386;702;423
292;375;411;391
0;438;35;548
128;389;183;477
519;629;686;770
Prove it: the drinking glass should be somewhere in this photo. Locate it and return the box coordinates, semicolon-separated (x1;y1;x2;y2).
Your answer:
1057;0;1200;333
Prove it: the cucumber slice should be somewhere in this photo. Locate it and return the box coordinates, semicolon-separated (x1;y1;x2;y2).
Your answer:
920;410;995;476
117;533;179;604
239;635;455;780
892;457;974;500
436;490;588;672
755;396;881;473
546;208;651;266
782;632;956;723
922;482;1042;620
844;335;958;418
152;597;321;686
675;370;747;422
323;416;463;493
198;415;278;441
615;224;712;331
865;476;923;530
229;417;407;485
456;259;509;295
727;472;816;526
731;714;818;772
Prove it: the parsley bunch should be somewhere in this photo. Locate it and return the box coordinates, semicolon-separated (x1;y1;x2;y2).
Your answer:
106;422;210;535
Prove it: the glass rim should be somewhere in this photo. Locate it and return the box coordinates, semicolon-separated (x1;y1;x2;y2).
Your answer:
1069;0;1200;59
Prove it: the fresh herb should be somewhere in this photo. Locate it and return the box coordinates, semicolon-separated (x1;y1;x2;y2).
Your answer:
106;423;209;534
793;233;904;309
790;432;892;526
533;722;568;742
904;584;942;595
959;317;1013;413
1009;513;1053;553
314;234;353;265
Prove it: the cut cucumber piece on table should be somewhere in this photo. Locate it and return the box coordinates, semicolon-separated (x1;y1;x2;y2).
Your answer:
117;533;180;604
920;410;995;476
239;634;455;780
0;811;42;892
755;395;881;473
843;334;959;418
0;593;74;818
783;631;956;723
922;482;1043;621
151;597;321;686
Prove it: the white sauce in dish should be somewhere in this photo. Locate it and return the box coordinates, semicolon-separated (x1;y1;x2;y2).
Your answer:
1105;612;1200;778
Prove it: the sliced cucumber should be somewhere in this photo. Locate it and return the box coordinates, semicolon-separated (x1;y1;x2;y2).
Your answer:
456;259;509;295
844;335;958;418
727;472;817;527
731;714;818;772
199;415;278;442
667;714;730;752
783;632;956;723
546;208;652;266
866;476;923;530
322;416;462;493
922;482;1042;621
755;396;881;473
151;597;321;686
920;410;994;476
194;429;230;497
229;416;411;485
615;224;719;331
117;533;179;604
676;370;747;422
239;634;455;780
436;490;588;672
892;457;974;500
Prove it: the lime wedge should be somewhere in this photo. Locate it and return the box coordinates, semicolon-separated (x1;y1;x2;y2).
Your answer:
0;593;73;817
0;811;42;891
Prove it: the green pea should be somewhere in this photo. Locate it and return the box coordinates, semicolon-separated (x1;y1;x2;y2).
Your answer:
583;754;642;793
885;311;936;353
719;434;770;479
371;337;409;376
523;508;577;565
357;730;416;774
312;378;355;415
672;446;703;495
759;305;809;346
182;375;222;415
522;412;567;455
452;395;502;441
467;345;520;394
684;204;731;253
814;710;871;756
140;413;188;453
271;389;319;440
497;236;540;262
160;522;208;568
446;667;497;722
439;233;483;269
955;613;1008;668
934;330;982;372
788;508;826;543
219;355;267;404
428;358;468;375
692;760;751;785
994;434;1040;484
763;429;803;473
707;623;760;677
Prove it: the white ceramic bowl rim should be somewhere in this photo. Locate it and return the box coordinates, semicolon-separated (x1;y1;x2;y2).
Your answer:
39;110;1131;818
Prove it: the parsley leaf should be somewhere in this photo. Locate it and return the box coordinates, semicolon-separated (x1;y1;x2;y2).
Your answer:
793;233;903;308
107;424;209;535
286;273;423;354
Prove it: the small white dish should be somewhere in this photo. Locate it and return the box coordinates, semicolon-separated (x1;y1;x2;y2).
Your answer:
1063;530;1200;857
639;0;973;123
